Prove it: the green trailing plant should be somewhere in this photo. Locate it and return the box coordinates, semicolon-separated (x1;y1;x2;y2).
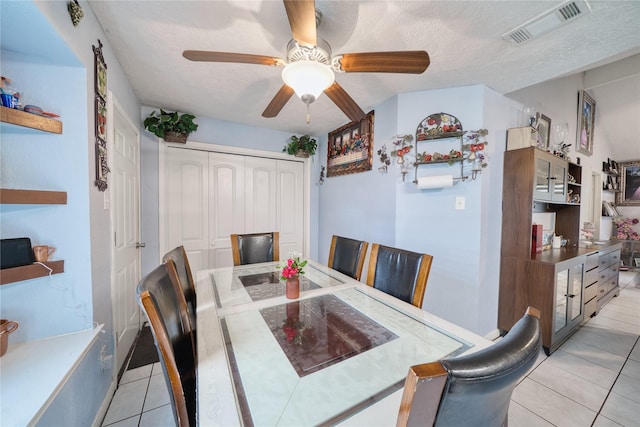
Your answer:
283;134;317;157
143;109;198;139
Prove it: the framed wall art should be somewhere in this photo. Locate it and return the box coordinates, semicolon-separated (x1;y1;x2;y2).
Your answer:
616;160;640;206
536;113;551;150
93;39;108;191
326;110;374;177
576;90;595;156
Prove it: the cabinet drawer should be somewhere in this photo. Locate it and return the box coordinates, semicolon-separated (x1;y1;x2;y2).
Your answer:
584;282;598;302
609;250;620;266
586;253;599;271
599;253;611;269
584;268;599;286
599;265;617;282
597;283;608;299
598;278;618;298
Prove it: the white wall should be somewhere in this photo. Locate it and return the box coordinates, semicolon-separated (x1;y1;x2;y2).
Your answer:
317;96;399;267
0;49;92;341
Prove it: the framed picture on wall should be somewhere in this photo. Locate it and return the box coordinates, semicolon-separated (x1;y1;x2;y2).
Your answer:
576;90;595;156
616;160;640;206
326;110;374;177
536;113;551;150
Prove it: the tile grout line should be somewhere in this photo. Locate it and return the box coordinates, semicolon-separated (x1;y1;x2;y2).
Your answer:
590;334;640;427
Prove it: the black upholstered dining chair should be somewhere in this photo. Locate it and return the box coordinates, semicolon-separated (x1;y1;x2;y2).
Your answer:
137;264;197;427
327;235;369;280
397;306;542;427
365;243;433;308
162;245;196;331
230;231;279;266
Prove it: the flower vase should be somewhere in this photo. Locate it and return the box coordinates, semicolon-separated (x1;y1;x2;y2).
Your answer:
286;276;300;299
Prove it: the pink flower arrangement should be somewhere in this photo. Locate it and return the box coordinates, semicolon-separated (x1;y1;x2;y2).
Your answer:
280;251;307;280
613;217;640;240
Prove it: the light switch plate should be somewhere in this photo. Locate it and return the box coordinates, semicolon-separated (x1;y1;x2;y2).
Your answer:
455;196;465;210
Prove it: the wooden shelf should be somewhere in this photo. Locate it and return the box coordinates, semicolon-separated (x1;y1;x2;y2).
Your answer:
0;106;62;134
0;188;67;204
0;260;64;285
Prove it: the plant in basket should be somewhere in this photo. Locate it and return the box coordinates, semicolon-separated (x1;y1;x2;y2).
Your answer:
143;109;198;143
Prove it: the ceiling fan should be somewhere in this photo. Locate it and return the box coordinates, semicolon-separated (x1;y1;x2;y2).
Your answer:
183;0;430;124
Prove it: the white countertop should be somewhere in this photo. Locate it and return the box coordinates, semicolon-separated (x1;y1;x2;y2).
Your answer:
0;326;102;426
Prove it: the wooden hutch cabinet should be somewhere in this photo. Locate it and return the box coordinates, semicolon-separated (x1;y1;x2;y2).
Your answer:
497;146;619;355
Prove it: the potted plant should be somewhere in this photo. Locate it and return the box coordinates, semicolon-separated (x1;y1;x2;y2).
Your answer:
143;109;198;143
283;134;317;158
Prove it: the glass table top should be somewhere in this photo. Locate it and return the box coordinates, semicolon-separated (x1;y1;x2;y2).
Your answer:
209;262;347;309
217;287;472;426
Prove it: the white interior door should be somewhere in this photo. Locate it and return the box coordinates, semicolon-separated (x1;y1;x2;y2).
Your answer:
244;156;277;233
277;160;304;256
110;97;141;374
165;147;209;273
208;152;245;268
163;146;305;270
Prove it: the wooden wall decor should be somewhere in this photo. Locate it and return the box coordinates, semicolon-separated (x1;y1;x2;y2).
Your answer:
616;160;640;206
93;39;108;191
326;110;374;177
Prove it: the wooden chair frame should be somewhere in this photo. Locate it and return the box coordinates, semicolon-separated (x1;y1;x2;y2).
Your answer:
230;232;280;266
327;235;369;281
366;243;433;308
165;259;197;355
163;245;197;331
139;290;192;427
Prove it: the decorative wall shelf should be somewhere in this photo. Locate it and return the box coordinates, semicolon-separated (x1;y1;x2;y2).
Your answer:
0;106;62;134
0;188;67;204
0;260;64;285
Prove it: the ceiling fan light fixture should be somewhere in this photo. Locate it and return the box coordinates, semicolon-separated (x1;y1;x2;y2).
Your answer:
281;60;335;101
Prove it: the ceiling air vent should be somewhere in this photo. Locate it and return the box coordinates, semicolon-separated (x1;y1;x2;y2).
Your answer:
502;0;591;45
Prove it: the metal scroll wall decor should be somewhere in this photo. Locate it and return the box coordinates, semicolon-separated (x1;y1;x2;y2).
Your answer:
93;39;108;191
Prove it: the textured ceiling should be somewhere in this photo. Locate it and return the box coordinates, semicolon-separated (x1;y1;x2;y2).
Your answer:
88;0;640;136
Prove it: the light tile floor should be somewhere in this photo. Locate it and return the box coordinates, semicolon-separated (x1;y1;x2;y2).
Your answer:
101;272;640;427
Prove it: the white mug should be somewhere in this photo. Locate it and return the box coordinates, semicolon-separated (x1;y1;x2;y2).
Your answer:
552;236;562;249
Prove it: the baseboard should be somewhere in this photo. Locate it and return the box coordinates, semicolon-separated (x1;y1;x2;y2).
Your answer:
91;380;117;427
484;328;501;341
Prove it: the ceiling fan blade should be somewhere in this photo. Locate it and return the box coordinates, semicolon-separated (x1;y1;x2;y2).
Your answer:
283;0;317;47
337;51;430;74
183;50;285;66
262;85;295;118
324;82;365;123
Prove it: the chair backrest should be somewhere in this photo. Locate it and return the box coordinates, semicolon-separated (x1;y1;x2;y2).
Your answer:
365;244;433;308
327;235;369;280
397;307;542;427
137;264;197;427
230;232;280;266
162;245;196;330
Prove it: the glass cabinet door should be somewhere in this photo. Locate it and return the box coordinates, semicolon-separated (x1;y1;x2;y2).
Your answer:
534;156;552;200
554;268;569;333
551;160;567;202
570;263;584;322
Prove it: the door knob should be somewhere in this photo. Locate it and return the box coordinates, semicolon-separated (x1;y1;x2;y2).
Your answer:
135;242;146;249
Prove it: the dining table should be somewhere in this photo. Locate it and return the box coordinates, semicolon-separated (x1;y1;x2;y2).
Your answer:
195;260;492;426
